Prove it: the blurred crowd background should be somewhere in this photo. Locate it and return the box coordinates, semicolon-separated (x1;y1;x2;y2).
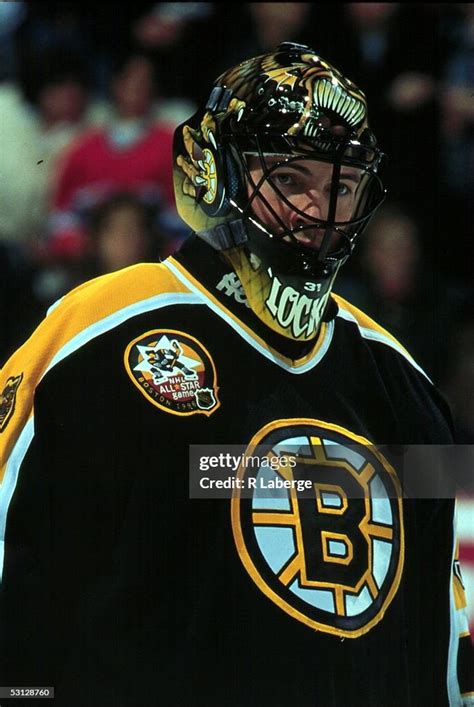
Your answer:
0;1;473;618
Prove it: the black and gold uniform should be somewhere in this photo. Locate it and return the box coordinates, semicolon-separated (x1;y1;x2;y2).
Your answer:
0;236;472;707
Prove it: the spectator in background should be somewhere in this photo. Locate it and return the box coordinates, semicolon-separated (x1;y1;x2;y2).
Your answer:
442;297;474;444
134;2;215;54
0;80;41;248
85;192;181;276
334;203;457;383
0;46;94;251
33;190;185;310
48;52;179;260
439;3;474;284
132;2;223;105
241;3;314;51
341;4;443;245
131;3;348;106
14;2;95;84
202;3;353;92
86;193;158;275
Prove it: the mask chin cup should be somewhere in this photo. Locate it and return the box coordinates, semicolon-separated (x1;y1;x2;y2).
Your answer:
224;241;341;341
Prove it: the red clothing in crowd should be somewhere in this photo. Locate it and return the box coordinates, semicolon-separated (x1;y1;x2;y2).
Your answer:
53;123;176;211
47;122;176;258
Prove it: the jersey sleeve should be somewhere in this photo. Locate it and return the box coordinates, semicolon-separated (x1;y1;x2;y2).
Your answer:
0;262;187;567
0;262;189;690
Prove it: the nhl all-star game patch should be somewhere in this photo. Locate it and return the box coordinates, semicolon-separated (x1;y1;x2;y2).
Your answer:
0;373;23;432
124;330;220;416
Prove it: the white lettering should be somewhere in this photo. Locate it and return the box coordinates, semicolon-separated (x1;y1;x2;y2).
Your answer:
216;272;250;308
265;272;328;339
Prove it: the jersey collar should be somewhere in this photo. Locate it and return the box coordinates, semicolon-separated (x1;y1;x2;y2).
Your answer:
165;235;336;371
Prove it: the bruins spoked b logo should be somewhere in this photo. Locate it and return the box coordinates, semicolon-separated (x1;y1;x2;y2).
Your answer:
124;329;219;417
231;419;404;638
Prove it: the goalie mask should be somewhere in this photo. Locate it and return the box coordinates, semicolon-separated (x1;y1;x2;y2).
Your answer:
173;42;386;341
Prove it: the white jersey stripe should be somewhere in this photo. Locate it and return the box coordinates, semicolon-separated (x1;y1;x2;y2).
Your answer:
336;306;432;383
45;292;201;376
0;418;34;581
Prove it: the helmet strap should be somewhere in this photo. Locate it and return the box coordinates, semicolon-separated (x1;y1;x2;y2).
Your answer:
199;219;248;251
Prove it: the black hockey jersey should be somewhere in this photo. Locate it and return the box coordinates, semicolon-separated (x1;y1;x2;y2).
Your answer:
0;237;472;706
